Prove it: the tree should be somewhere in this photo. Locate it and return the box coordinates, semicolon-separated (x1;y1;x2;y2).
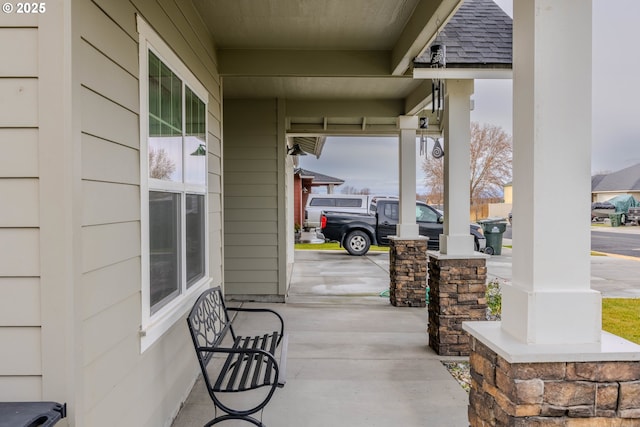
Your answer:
340;186;371;195
149;148;176;180
422;122;512;205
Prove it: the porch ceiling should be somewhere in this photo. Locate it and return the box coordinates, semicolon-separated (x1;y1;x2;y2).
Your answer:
193;0;464;146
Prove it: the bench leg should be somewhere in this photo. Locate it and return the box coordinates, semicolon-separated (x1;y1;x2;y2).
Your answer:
205;413;265;427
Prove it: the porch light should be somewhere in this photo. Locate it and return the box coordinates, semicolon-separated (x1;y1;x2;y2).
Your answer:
190;144;207;156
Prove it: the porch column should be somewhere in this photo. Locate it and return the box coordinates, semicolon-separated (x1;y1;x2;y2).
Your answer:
464;2;640;425
503;0;599;346
396;115;419;238
389;115;427;307
440;79;474;255
426;79;485;355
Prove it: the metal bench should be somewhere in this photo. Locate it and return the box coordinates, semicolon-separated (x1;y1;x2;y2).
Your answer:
187;287;288;427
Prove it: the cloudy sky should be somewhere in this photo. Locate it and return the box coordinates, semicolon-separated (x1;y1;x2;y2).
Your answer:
300;0;640;195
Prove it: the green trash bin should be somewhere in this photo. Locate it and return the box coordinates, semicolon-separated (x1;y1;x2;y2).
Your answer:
479;219;508;255
609;212;622;227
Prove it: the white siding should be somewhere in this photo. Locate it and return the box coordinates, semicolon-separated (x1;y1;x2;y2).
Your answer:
0;278;40;326
224;99;285;297
0;0;223;424
0;79;38;126
74;0;223;425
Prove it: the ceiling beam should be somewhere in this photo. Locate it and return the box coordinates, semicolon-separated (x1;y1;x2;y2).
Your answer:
219;49;392;76
391;0;462;76
286;99;405;118
404;80;433;115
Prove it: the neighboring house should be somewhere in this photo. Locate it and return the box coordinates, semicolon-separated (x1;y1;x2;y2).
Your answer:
293;168;345;228
591;163;640;202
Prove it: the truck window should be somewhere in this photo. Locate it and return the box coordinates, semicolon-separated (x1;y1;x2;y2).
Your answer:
309;198;335;207
335;198;362;208
416;205;439;223
383;204;399;220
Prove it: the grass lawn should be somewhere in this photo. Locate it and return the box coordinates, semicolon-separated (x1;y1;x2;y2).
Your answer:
295;242;389;252
602;298;640;344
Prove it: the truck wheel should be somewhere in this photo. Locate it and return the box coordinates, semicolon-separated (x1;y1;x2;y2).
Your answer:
344;230;371;256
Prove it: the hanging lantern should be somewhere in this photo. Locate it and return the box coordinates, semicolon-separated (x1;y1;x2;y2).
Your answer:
430;44;446;119
430;44;446;68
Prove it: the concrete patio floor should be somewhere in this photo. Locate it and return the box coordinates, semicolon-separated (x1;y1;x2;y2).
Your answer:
172;250;470;427
173;233;640;426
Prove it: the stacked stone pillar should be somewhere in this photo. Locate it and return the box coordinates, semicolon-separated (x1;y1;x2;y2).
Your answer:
468;335;640;426
428;254;487;356
389;238;427;307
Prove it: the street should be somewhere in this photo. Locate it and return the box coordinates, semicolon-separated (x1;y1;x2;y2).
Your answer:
503;225;640;258
591;228;640;258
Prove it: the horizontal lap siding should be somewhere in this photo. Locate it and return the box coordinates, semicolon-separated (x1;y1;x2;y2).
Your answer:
224;100;281;296
0;24;41;396
79;1;222;426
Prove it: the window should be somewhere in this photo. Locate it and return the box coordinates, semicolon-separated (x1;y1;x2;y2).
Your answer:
416;205;439;223
335;199;363;208
309;198;335;207
138;16;209;350
384;204;399;220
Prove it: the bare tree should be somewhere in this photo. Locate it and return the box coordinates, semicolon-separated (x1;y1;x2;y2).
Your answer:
340;186;371;195
149;148;176;180
422;122;512;204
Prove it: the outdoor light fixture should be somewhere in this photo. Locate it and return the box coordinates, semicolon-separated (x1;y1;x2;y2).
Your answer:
287;144;307;156
190;143;207;156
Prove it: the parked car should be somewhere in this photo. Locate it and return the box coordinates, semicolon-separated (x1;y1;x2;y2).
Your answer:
321;198;486;255
628;206;640;225
304;194;371;229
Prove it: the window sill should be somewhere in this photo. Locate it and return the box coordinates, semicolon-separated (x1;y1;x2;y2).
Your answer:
140;278;211;353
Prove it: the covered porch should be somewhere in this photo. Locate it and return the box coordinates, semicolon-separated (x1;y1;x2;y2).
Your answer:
173;249;470;427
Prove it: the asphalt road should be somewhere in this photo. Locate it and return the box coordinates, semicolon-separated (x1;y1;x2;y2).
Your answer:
503;225;640;258
591;229;640;258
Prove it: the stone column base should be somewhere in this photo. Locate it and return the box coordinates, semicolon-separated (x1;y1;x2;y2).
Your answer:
389;238;427;307
428;253;487;356
464;323;640;426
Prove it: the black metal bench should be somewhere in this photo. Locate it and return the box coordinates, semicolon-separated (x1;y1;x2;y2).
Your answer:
187;287;288;427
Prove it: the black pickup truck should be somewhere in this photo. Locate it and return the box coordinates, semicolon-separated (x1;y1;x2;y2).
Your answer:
320;198;486;255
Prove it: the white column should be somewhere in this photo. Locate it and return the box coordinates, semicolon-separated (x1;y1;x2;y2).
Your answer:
502;0;600;344
397;115;419;238
440;79;475;255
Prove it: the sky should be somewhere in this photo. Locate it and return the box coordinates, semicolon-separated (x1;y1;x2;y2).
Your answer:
300;0;640;195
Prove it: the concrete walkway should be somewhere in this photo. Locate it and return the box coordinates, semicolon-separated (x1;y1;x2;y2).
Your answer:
172;237;640;426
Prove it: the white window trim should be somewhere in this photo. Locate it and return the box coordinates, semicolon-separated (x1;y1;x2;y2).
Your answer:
137;15;210;352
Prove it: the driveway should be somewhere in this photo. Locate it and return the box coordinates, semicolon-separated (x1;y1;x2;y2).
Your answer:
287;250;391;304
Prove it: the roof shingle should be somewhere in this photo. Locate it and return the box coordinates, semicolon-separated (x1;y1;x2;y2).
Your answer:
414;0;512;68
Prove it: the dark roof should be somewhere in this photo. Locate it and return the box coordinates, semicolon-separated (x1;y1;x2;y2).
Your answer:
591;174;606;190
414;0;512;68
592;163;640;192
294;168;344;186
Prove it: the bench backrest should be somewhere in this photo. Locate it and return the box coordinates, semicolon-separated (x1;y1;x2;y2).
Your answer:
186;286;233;368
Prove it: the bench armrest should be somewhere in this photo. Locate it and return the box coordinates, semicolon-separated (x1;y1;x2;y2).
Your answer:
226;307;285;344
